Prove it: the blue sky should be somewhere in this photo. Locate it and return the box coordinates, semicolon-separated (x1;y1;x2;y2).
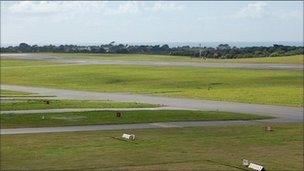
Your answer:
1;1;303;45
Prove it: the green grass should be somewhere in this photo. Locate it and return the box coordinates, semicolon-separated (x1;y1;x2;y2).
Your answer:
48;53;303;64
0;99;157;111
1;54;302;66
48;53;200;62
0;59;54;67
1;64;302;106
0;110;271;128
0;89;32;96
207;55;304;64
1;123;302;170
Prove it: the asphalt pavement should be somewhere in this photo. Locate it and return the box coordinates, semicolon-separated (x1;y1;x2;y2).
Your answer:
1;85;302;122
1;53;302;134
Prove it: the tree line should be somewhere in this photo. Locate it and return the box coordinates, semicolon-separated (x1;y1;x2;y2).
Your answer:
1;42;303;59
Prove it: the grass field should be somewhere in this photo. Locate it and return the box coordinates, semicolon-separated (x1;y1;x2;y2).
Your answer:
0;110;270;128
47;53;303;64
0;99;157;111
0;59;54;67
0;89;32;96
1;123;302;170
48;53;198;62
1;64;302;106
206;55;304;64
2;53;303;64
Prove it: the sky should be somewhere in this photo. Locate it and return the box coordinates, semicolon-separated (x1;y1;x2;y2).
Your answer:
1;1;303;46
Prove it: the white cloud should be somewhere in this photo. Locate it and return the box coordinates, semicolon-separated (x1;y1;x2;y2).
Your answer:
118;1;139;14
104;1;184;15
8;1;106;14
234;2;302;21
9;1;59;14
5;1;109;25
235;2;267;19
147;2;184;12
104;1;139;15
7;1;184;16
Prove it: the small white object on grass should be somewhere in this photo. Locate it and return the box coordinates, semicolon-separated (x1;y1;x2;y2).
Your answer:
42;115;45;120
242;159;249;166
248;163;264;171
122;133;136;141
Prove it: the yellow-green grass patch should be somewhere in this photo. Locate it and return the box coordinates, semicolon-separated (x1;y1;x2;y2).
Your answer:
1;99;157;111
1;123;302;170
0;110;271;128
1;64;302;106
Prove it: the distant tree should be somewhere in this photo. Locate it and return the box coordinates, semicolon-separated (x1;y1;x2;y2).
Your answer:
217;44;231;50
19;43;31;52
1;42;302;58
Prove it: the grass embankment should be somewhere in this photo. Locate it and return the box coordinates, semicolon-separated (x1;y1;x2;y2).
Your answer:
1;64;302;106
0;110;270;128
1;123;302;170
0;99;157;111
48;53;303;64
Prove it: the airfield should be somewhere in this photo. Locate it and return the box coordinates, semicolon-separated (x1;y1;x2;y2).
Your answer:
0;53;303;170
2;53;303;70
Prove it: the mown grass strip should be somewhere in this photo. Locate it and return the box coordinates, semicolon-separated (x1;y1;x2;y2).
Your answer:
0;110;271;128
1;123;302;170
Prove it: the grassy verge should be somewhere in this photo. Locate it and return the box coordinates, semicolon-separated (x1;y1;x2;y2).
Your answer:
48;53;200;62
0;110;271;128
0;89;32;96
205;55;304;64
0;99;157;111
1;64;302;106
48;53;303;64
1;123;302;170
1;54;302;65
0;59;54;67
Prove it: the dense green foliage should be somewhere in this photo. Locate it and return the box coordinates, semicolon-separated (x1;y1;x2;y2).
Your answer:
208;55;303;64
171;44;304;58
1;43;303;59
1;124;302;170
0;110;270;128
